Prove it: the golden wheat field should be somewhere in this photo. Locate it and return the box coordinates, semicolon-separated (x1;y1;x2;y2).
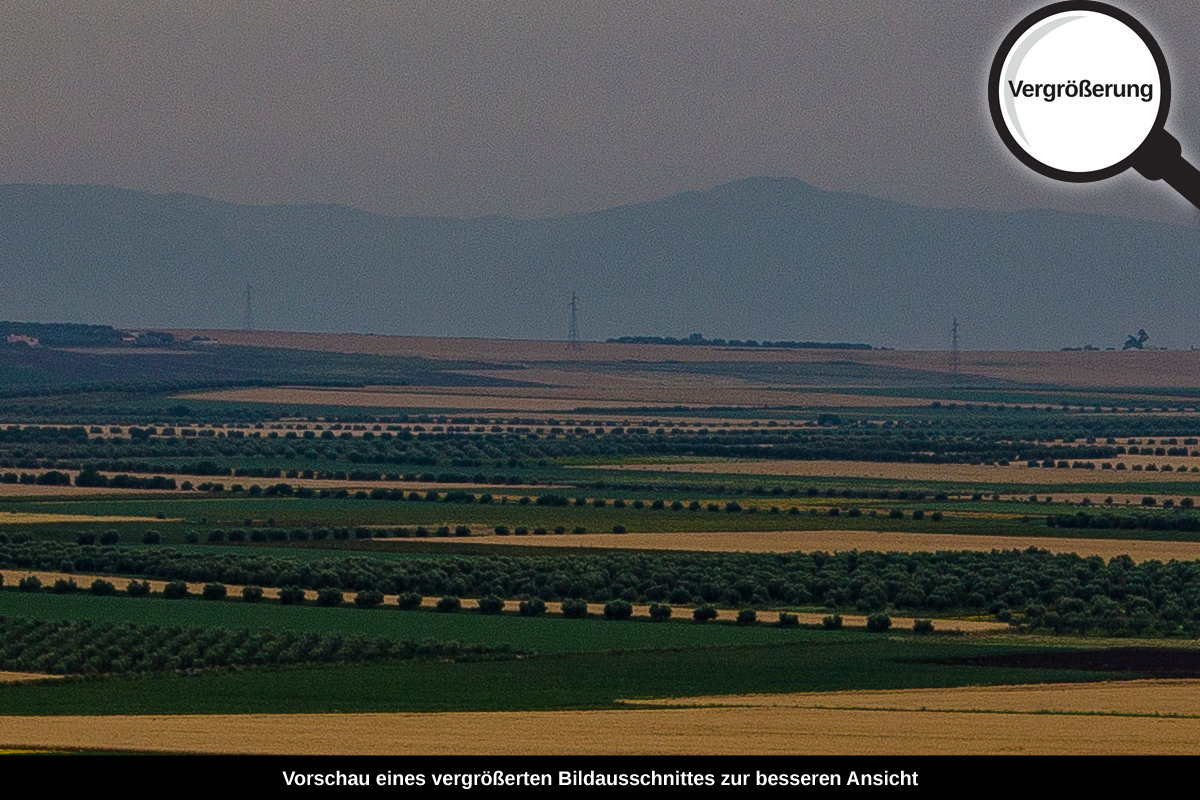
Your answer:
460;529;1200;562
635;679;1200;716
3;695;1198;754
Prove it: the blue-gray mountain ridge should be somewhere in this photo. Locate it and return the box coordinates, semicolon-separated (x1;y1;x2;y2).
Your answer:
0;177;1194;350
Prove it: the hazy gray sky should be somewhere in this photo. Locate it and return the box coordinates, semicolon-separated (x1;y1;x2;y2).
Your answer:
4;1;1200;224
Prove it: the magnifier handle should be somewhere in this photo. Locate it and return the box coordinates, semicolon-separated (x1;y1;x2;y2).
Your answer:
1133;129;1200;212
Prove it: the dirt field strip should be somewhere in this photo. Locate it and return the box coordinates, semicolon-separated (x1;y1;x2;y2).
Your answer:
999;492;1199;505
0;569;1004;631
3;705;1199;754
630;679;1200;717
0;513;178;524
0;485;160;498
589;459;1200;484
459;529;1200;562
177;386;928;411
0;671;60;683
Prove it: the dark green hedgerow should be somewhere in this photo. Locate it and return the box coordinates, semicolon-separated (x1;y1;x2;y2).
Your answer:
4;542;1200;635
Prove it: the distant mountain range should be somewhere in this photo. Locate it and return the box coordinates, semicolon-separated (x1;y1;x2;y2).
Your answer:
0;178;1197;350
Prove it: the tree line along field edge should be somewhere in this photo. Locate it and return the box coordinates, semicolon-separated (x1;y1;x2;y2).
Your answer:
6;539;1200;637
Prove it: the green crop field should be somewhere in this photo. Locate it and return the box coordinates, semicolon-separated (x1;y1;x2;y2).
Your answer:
0;637;1123;716
0;591;829;654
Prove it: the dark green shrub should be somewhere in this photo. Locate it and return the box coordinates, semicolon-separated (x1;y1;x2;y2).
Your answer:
142;531;162;544
242;586;264;603
736;608;758;626
126;580;151;598
90;579;116;596
436;596;461;613
693;604;718;623
202;583;227;601
668;587;693;605
99;531;120;545
519;598;547;616
604;600;633;620
612;524;627;534
279;585;306;605
913;618;935;635
76;532;96;545
560;598;589;618
162;580;189;600
454;525;471;537
866;613;892;632
822;614;843;630
354;589;384;608
514;526;528;536
649;603;672;621
397;592;423;610
777;612;799;627
477;596;505;614
494;525;510;536
316;587;344;607
573;526;587;534
184;531;200;544
52;578;78;594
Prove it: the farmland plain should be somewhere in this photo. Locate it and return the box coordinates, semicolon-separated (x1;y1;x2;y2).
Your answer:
5;329;1200;754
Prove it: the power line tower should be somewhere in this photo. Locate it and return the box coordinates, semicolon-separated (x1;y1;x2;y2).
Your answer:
950;317;960;384
243;283;255;332
568;292;582;350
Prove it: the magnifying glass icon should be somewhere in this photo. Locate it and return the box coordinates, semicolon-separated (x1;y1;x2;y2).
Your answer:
990;1;1200;209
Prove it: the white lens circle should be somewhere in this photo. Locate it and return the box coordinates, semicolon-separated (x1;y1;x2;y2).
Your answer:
996;9;1163;174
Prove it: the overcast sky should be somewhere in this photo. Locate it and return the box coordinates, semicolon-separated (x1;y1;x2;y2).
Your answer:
4;1;1200;225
